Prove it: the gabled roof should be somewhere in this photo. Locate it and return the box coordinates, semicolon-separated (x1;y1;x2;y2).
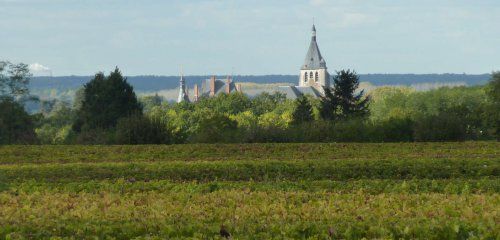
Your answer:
200;79;237;96
278;86;322;99
301;24;327;70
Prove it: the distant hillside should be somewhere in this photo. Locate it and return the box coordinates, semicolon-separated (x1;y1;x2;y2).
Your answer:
30;74;491;92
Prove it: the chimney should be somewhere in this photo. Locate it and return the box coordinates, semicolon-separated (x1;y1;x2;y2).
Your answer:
210;76;216;97
194;84;199;102
225;76;231;94
236;83;242;93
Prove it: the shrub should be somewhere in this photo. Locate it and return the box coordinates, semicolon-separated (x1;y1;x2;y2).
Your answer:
414;111;466;142
376;117;414;142
114;114;171;144
190;114;238;143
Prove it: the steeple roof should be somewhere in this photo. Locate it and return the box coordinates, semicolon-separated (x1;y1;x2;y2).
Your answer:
177;75;190;103
301;24;327;70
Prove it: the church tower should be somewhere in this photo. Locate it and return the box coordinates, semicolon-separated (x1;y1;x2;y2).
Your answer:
177;74;190;103
299;24;330;92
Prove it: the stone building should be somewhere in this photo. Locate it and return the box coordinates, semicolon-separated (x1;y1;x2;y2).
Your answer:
177;75;243;103
279;24;331;99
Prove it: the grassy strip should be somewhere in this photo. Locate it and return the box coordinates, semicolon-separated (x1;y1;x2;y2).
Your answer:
0;159;497;183
1;142;498;164
3;178;499;194
0;191;497;239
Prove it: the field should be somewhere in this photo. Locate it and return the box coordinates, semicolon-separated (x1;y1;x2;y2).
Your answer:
0;142;499;239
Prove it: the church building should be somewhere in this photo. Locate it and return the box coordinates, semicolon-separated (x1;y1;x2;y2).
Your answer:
177;24;329;102
279;24;331;99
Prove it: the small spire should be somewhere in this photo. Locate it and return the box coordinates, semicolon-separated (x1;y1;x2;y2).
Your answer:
312;17;316;33
312;24;316;40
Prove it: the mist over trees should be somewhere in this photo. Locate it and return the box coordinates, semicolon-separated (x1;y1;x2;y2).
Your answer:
29;74;492;92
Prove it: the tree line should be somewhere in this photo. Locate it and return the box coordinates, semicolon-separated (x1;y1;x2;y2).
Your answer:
1;61;499;144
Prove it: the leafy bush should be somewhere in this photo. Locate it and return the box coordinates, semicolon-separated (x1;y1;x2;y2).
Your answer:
114;114;171;144
190;113;238;143
414;109;467;142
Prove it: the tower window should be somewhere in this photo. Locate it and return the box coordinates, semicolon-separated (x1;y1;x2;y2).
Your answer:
304;72;308;82
310;72;313;80
315;72;319;82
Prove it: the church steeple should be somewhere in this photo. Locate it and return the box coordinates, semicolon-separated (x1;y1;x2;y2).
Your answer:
177;73;190;103
302;24;326;70
299;24;330;92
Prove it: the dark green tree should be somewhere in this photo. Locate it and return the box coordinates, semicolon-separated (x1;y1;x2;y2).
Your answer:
319;87;338;121
114;114;171;144
486;72;500;139
291;95;313;125
413;107;467;142
320;70;369;120
73;68;142;132
0;97;37;144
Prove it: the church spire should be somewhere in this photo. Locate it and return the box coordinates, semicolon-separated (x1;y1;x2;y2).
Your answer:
302;24;326;70
312;24;316;40
177;73;190;103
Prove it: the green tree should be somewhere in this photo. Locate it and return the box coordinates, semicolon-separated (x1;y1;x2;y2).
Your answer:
251;92;287;115
0;97;37;144
35;101;75;144
73;68;142;132
319;87;338;121
191;113;238;143
114;114;171;144
140;94;163;113
320;70;369;120
486;72;500;139
291;95;313;125
0;61;32;99
196;92;251;115
413;106;467;142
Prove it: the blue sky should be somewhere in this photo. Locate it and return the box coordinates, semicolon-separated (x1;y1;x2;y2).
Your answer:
1;0;499;76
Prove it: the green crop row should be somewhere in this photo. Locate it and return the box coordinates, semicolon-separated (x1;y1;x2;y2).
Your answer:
0;143;498;239
0;190;498;239
0;158;498;183
0;142;498;164
2;178;499;195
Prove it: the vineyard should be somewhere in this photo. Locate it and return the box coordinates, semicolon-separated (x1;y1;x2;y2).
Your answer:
0;142;498;239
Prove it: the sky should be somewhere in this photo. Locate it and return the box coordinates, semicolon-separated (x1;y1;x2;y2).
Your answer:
1;0;499;76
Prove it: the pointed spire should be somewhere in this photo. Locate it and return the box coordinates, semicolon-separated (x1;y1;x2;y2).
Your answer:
302;24;326;70
312;18;316;39
177;72;190;103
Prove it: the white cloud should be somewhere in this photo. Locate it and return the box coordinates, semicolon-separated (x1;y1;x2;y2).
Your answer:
29;63;50;71
29;63;52;76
